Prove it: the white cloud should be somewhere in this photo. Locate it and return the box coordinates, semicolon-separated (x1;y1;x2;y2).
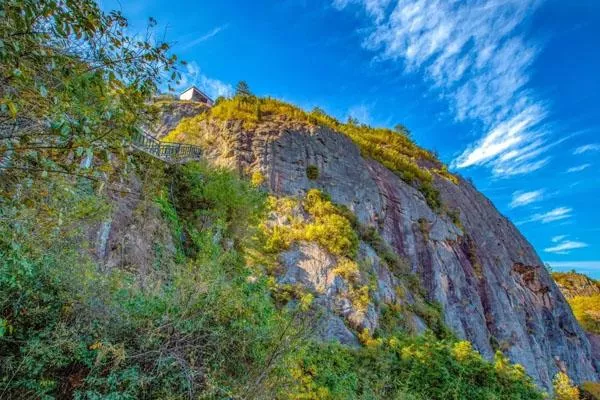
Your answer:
509;189;544;209
520;206;572;225
176;62;233;99
334;0;550;177
566;163;591;173
573;143;600;155
551;235;567;243
347;104;371;125
544;240;588;254
180;24;229;50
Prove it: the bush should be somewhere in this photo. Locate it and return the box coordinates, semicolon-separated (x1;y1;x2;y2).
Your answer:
306;164;319;180
567;295;600;334
282;336;543;400
262;189;358;258
553;372;580;400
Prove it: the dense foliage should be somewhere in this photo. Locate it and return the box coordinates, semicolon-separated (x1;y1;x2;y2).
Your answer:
0;157;546;399
0;158;306;398
0;0;179;177
566;295;600;335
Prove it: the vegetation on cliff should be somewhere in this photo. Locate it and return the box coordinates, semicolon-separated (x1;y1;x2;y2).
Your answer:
553;272;600;335
163;94;459;211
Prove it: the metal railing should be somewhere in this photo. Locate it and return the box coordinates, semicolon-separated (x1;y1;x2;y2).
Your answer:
132;131;202;163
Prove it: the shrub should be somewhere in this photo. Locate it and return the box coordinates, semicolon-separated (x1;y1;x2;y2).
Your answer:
567;295;600;334
306;164;319;180
582;381;600;399
251;170;266;186
262;189;358;258
283;336;543;400
553;372;580;400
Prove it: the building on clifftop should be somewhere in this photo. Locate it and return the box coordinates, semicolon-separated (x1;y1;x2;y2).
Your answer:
179;86;214;106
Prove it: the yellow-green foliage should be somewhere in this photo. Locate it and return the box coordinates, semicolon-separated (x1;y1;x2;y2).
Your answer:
553;372;580;400
263;189;358;258
582;381;600;399
251;170;266;186
333;258;360;282
285;336;543;400
567;295;600;334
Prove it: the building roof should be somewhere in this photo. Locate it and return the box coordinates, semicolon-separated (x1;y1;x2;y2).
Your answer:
180;86;213;101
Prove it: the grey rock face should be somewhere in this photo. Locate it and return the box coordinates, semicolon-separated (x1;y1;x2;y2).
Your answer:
152;101;208;139
167;117;598;390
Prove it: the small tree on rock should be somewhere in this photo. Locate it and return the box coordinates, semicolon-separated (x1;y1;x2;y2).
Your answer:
235;81;252;97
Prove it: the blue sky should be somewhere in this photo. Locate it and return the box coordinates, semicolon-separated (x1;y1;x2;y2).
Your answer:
100;0;600;277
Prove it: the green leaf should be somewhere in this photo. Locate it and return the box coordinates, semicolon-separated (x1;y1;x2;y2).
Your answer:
0;319;7;337
6;100;17;117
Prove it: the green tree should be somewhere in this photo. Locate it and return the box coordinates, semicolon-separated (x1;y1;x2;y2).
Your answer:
235;80;252;97
0;0;180;179
394;123;412;138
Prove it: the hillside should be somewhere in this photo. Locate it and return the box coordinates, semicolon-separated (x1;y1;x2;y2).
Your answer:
0;2;597;399
554;272;600;299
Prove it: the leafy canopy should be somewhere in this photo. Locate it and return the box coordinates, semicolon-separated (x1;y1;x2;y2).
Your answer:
0;0;180;179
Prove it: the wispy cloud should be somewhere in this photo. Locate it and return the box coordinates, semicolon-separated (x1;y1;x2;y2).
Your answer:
573;143;600;155
180;24;229;50
566;163;591;173
176;62;233;98
551;235;567;243
544;240;588;254
509;189;544;209
334;0;550;177
519;206;572;225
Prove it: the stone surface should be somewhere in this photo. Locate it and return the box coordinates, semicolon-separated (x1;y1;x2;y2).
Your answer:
152;101;209;139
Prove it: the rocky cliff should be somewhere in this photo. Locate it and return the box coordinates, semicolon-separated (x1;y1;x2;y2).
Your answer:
554;271;600;299
159;101;598;391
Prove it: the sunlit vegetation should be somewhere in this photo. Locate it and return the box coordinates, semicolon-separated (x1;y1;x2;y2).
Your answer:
262;189;359;258
553;372;580;400
552;271;600;298
164;96;456;211
284;337;543;400
567;295;600;334
552;272;600;335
